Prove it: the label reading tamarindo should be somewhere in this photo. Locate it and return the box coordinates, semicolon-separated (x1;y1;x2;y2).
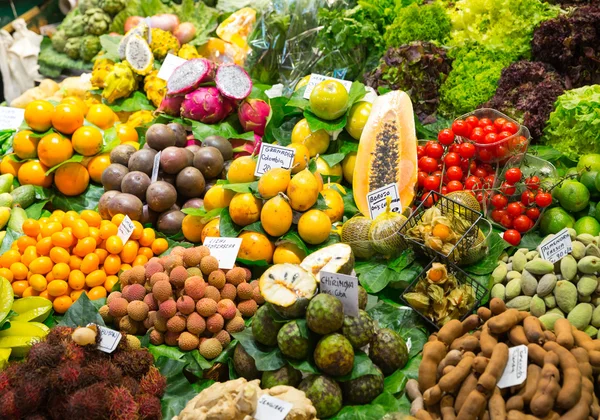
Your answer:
497;345;528;389
538;227;572;263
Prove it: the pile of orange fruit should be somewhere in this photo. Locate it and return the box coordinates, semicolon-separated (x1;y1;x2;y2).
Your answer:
0;98;140;196
0;209;169;313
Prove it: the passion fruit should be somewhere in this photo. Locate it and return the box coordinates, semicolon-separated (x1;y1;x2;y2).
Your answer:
193;147;224;179
176;167;205;198
258;168;291;199
167;122;187;147
203;135;233;161
145;123;176;150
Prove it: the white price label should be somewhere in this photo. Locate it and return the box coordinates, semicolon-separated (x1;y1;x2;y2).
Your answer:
303;74;352;99
538;228;572;264
497;345;528;389
366;183;401;219
319;271;359;317
254;143;296;176
202;237;243;269
157;54;188;81
97;325;122;353
0;107;25;130
151;151;162;183
117;215;135;244
254;395;293;420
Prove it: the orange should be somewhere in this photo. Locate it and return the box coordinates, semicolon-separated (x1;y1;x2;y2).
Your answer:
87;286;107;300
52;262;70;280
80;210;101;228
49;247;71;264
68;270;86;290
72;126;103;156
105;236;124;254
61;96;88;115
103;254;121;275
104;275;119;292
22;287;39;297
130;221;143;240
87;154;111;183
0;267;14;283
70;290;86;301
86;104;116;130
138;247;153;259
182;215;205;243
53;295;73;313
10;262;28;280
111;214;125;226
30;256;53;275
13;130;39;159
80;253;100;274
116;124;139;143
16;236;36;253
21;246;38;267
69;255;82;270
37;133;73;168
51;231;73;248
151;238;168;255
99;223;118;240
132;254;148;267
24;100;54;132
51;103;84;135
139;228;156;247
40;221;62;238
54;162;89;196
120;240;139;264
94;248;108;264
29;273;47;292
0;250;21;268
12;280;29;297
0;154;23;176
73;237;96;258
62;211;79;228
22;219;40;237
35;237;53;256
17;160;53;188
72;219;90;239
85;270;106;288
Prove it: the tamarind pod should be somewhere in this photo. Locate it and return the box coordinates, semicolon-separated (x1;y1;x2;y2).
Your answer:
440;395;456;420
476;307;491;323
507;411;538;420
588;350;600;368
544;330;556;342
416;409;435;420
508;325;529;346
517;311;530;322
543;341;582;411
481;411;490;420
477;343;509;395
527;343;547;367
456;390;487;420
480;325;498;358
439;354;475;393
406;379;422;402
554;318;574;349
424;385;443;406
488;387;505;420
570;347;592;379
442;366;455;376
571;328;600;351
530;351;562;416
439;320;465;347
541;412;559;420
454;373;478;413
419;340;447;393
523;316;545;345
472;356;489;374
449;335;480;353
558;379;592;420
429;334;439;342
487;309;520;334
472;330;481;340
505;395;524;411
411;397;425;416
590;389;600;419
463;314;482;335
437;350;464;377
489;298;506;315
517;364;541;404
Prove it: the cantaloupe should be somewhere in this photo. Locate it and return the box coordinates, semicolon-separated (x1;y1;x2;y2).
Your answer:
353;91;418;218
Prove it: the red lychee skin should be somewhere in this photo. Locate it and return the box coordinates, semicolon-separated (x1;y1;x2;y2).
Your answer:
217;299;237;320
108;386;139;420
122;283;147;302
206;313;224;333
176;295;195;315
158;299;177;318
139;366;167;397
145;261;164;280
243;267;252;281
138;393;162;420
143;293;159;311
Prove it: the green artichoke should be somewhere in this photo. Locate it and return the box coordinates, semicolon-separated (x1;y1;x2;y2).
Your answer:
51;30;68;53
79;35;101;62
64;14;86;37
85;8;111;35
99;0;126;16
64;37;82;60
78;0;98;14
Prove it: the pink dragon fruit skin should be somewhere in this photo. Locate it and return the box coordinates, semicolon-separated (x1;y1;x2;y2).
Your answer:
238;99;270;136
157;95;185;117
231;134;262;159
180;87;233;124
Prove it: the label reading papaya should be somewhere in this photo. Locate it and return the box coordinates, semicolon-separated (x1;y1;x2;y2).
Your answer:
151;151;161;183
497;345;528;389
254;143;296;176
254;395;293;420
0;107;24;130
117;215;135;244
366;183;401;219
319;271;359;317
203;237;242;269
538;228;572;263
303;74;352;99
97;325;122;353
157;53;187;81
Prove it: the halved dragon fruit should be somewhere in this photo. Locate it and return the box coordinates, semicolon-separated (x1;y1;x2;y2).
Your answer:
215;64;253;100
167;58;215;97
126;35;155;76
180;87;233;124
157;95;185;117
238;99;270;136
118;22;149;60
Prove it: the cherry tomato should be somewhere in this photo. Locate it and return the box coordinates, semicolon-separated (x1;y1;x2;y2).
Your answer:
500;182;516;195
452;120;470;137
417;145;426;158
501;214;514;229
438;129;455;146
508;135;527;152
478;118;493;128
421;192;436;208
491;194;508;209
449;143;461;154
465;116;479;127
476;191;489;203
424;175;441;191
505;168;522;184
494;118;507;131
507;202;525;217
503;229;521;246
425;142;444;159
491;209;508;223
526;207;540;221
525;176;540;190
495;145;509;159
465;176;482;190
496;131;512;141
446;166;463;181
478;149;493;162
470;128;485;143
481;164;494;173
432;170;443;178
502;121;519;134
535;192;552;208
447;180;463;192
514;215;533;233
417;171;427;187
441;186;449;195
468;160;477;174
521;190;535;206
459;142;475;159
483;125;497;135
443;152;461;167
419;156;438;173
483;175;496;188
484;133;498;144
473;167;488;178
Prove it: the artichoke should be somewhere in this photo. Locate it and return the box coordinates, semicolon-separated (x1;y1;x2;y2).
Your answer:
99;0;126;16
103;62;138;103
64;37;83;60
85;8;111;35
64;14;86;37
51;30;68;53
79;36;102;62
78;0;98;13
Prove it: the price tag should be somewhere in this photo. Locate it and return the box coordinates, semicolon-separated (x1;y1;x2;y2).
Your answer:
538;228;572;263
497;345;528;388
151;151;161;183
202;237;243;269
157;53;188;81
97;325;122;353
117;215;135;243
303;74;352;99
0;107;25;130
366;183;401;219
254;143;296;176
254;395;293;420
319;271;359;317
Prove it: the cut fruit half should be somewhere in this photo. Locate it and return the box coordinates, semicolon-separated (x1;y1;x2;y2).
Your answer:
300;243;355;277
259;264;317;318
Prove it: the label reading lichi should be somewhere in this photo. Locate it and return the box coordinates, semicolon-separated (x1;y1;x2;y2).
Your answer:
202;237;243;269
303;74;352;99
366;183;401;219
538;228;572;263
254;143;296;176
319;271;359;317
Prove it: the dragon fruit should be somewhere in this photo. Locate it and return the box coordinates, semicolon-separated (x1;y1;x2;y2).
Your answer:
215;64;253;100
118;23;149;60
238;99;270;136
158;95;184;117
125;35;154;76
180;87;233;123
167;58;215;97
231;134;262;158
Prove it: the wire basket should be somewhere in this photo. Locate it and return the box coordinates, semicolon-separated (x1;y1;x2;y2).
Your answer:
399;191;483;263
401;258;489;330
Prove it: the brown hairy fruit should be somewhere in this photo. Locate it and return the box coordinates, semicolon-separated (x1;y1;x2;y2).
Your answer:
199;338;223;359
138;394;162;420
140;365;167;397
178;332;200;351
127;300;150;322
150;272;169;287
226;267;246;286
208;270;226;289
164;331;180;346
200;256;219;275
184;276;206;300
143;293;158;311
217;299;237;320
158;299;177;318
196;298;218;317
163;254;183;273
122;283;147;302
237;282;253;300
119;315;139;334
207;313;225;333
214;330;231;347
186;312;206;335
107;291;122;304
108;387;139;420
108;297;129;317
186;267;202;278
252;287;265;304
182;247;203;267
154;312;168;332
204;285;221;302
152;281;173;302
238;299;258;317
166;315;186;333
124;265;146;285
176;296;195;314
220;283;237;301
226;316;246;333
145;260;163;280
149;329;164;345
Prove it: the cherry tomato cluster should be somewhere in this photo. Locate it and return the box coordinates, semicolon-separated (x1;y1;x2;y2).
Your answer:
452;115;527;162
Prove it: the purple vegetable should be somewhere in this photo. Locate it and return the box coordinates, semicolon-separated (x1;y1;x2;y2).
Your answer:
215;64;253;100
157;95;185;117
180;87;233;124
238;99;270;136
167;58;215;97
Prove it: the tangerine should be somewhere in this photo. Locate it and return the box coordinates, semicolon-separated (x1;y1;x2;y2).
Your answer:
52;103;84;134
61;96;88;115
24;100;54;132
13;130;39;159
37;133;73;168
86;153;111;183
54;162;89;196
182;215;205;243
72;126;103;156
17;160;53;188
53;295;73;313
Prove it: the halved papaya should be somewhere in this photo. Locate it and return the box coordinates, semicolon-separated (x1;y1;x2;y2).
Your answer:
353;91;418;218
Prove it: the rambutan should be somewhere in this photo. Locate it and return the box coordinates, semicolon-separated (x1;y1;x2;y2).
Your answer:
112;349;154;380
45;326;74;346
121;375;140;397
108;386;139;420
84;360;122;382
16;378;49;414
139;366;167;397
0;390;20;419
61;341;86;364
64;382;109;419
27;342;63;368
137;393;162;420
50;364;86;393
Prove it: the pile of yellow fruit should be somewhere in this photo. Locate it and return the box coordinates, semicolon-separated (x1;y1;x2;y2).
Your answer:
0;209;169;313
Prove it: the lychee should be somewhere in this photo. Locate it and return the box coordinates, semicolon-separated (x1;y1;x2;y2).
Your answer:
186;312;206;335
169;266;188;288
122;283;147;302
170;246;186;257
108;297;129;318
225;267;246;286
143;311;156;330
217;299;237;320
145;260;163;280
184;276;206;300
158;299;177;319
237;299;258;317
149;328;164;345
196;298;218;317
204;285;220;302
154;312;168;332
237;282;253;300
127;300;149;322
186;267;202;278
143;293;158;311
252;287;265;304
119;315;139;335
208;270;226;289
225;316;245;333
243;268;252;281
121;265;146;286
163;254;183;274
178;332;201;351
182;247;203;267
200;256;219;276
152;281;173;302
126;334;141;349
107;291;122;304
176;296;195;315
164;331;180;346
99;305;113;323
213;330;231;347
220;283;237;301
206;313;224;333
199;338;222;359
166;315;186;333
150;272;169;286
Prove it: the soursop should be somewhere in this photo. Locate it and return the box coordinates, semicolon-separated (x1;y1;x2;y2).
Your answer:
64;14;86;37
64;37;83;60
51;30;68;53
85;8;111;35
99;0;125;15
79;36;101;62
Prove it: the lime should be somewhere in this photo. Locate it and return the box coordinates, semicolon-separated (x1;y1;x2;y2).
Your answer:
578;154;600;172
580;170;599;195
575;201;596;220
558;180;590;212
540;207;576;235
574;216;600;236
